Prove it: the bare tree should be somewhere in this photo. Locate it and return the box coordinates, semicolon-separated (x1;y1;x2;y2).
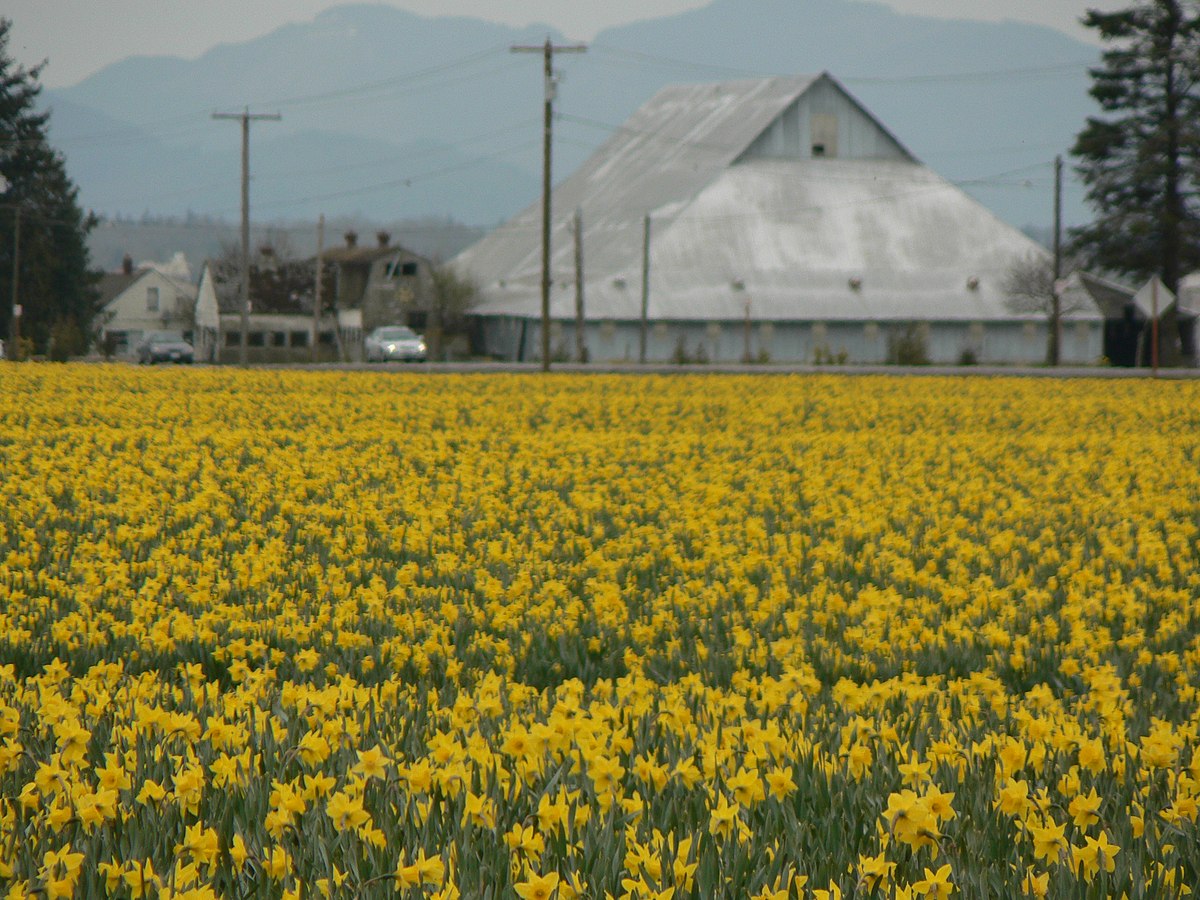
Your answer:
1003;252;1088;366
427;264;479;360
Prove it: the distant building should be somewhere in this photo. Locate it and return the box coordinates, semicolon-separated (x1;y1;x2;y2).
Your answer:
192;232;434;363
323;230;435;338
97;255;198;358
193;258;335;364
455;73;1106;365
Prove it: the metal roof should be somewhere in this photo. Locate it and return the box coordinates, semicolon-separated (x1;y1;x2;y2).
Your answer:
458;74;1098;323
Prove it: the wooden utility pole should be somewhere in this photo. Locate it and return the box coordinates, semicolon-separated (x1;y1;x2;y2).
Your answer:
1050;154;1063;367
9;207;19;361
639;214;651;364
213;108;281;366
312;213;325;363
1151;278;1160;376
511;38;586;371
573;207;585;363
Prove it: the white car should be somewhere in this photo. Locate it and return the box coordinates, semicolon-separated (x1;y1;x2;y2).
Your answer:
364;326;426;363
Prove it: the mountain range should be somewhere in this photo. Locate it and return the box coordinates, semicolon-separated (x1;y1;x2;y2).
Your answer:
40;0;1101;243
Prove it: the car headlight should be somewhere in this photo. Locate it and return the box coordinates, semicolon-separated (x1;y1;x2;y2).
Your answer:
418;341;426;352
386;343;397;352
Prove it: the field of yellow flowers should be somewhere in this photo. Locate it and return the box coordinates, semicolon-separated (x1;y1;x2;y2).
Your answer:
0;365;1197;898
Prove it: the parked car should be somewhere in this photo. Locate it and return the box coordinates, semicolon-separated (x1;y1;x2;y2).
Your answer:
364;325;427;363
136;331;194;365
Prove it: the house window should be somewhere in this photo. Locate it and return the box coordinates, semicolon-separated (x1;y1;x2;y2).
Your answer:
400;261;418;277
812;322;828;342
248;332;266;347
224;331;239;347
1023;322;1038;340
706;322;721;338
289;331;309;347
146;287;160;312
864;322;880;341
271;331;287;347
653;321;669;339
600;320;616;339
1075;321;1090;343
318;331;336;346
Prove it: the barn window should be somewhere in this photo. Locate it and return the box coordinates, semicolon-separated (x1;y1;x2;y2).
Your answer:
146;287;160;312
811;113;839;158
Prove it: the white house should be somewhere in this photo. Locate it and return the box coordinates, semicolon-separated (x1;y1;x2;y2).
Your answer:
97;258;198;358
454;73;1106;365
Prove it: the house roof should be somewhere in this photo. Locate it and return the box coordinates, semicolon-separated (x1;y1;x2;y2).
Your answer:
1061;271;1136;319
97;272;140;308
97;267;197;311
456;73;1093;323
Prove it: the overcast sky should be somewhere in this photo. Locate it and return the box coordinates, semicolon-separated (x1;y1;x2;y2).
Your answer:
8;0;1125;88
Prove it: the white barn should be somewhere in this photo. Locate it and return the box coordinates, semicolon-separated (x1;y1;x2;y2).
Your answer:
454;73;1104;365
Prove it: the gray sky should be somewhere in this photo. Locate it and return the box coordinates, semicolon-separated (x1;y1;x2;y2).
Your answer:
9;1;1124;88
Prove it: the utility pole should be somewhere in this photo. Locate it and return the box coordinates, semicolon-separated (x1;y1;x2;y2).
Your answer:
212;108;281;366
573;207;585;363
312;213;325;364
1050;154;1063;367
9;206;19;361
639;213;651;364
511;38;586;372
1151;277;1160;376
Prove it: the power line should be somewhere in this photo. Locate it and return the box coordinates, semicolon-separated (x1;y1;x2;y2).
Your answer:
243;137;542;213
41;46;515;148
586;44;1095;85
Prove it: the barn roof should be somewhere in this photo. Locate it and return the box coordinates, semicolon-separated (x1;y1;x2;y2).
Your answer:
456;73;1097;323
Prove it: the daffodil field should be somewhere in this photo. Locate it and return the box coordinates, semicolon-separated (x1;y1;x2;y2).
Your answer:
1;366;1199;899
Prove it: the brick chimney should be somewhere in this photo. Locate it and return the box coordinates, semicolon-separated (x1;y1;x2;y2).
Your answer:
376;230;390;248
122;254;133;275
344;230;358;249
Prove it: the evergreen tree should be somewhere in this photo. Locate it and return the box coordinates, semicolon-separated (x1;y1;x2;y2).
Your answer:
1071;1;1200;298
0;18;97;357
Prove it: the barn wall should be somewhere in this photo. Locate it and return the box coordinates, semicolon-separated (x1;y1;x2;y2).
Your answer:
480;318;1105;366
740;78;910;163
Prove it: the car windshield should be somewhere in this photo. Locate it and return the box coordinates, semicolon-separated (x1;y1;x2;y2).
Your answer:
375;327;416;340
148;332;185;343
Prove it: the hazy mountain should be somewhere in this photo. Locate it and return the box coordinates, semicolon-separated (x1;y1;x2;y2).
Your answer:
41;0;1100;236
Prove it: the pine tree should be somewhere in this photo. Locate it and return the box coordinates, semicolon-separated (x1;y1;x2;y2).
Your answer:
1071;1;1200;298
0;18;98;358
